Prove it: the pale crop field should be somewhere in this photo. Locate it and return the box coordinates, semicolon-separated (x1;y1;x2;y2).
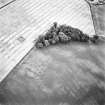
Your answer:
1;1;104;105
0;0;95;82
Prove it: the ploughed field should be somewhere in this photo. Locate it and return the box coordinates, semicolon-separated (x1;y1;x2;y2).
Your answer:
0;42;105;105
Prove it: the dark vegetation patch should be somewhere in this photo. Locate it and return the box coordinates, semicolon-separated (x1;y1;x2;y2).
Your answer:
35;22;105;49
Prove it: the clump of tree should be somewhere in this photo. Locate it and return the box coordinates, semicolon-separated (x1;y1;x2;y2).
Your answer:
35;22;103;49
